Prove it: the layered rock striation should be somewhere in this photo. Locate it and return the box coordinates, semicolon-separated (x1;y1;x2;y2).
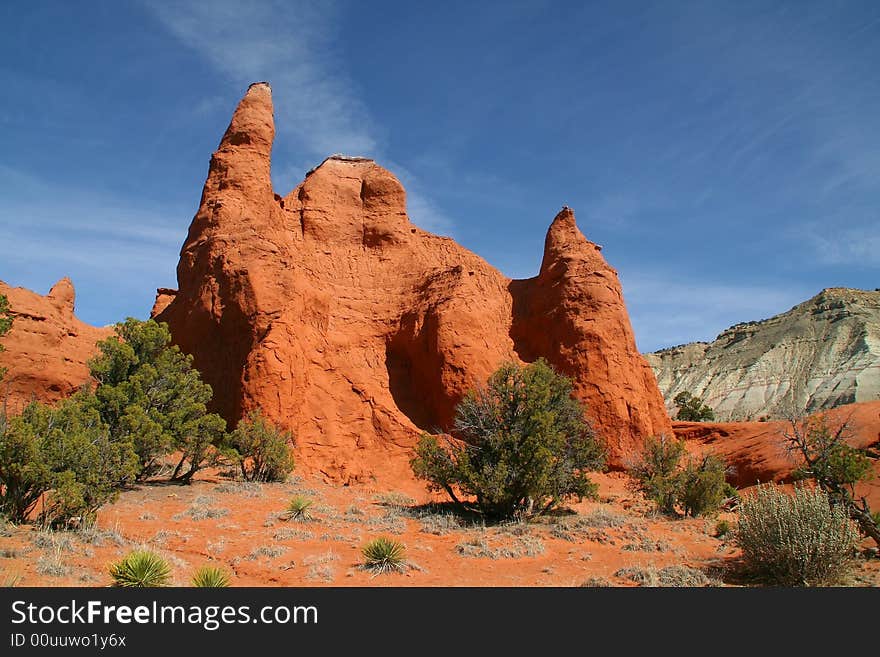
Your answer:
646;288;880;421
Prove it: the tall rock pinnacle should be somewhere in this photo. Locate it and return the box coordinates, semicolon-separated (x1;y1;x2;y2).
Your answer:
511;208;672;462
155;84;671;482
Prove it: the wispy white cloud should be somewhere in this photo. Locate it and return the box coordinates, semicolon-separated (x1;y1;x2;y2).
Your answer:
620;272;814;352
803;222;880;267
142;0;376;158
382;159;456;237
0;165;183;322
579;193;666;230
143;0;458;238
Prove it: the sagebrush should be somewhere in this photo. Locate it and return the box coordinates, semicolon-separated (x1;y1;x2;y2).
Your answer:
736;483;858;586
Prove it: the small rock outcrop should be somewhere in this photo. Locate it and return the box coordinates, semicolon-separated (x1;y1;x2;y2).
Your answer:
646;288;880;421
154;83;671;482
0;278;111;412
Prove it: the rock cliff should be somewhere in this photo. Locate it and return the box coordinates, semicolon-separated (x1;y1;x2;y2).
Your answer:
646;288;880;421
154;82;671;482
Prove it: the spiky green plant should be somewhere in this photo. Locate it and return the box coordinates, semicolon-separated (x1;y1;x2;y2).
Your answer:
281;496;313;522
361;537;407;575
191;565;230;587
109;550;172;587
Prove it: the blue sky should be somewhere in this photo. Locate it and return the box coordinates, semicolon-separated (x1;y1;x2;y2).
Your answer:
1;1;878;352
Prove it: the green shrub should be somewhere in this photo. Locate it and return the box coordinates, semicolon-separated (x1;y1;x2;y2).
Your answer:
88;318;227;482
411;359;605;520
109;550;172;587
361;537;407;574
191;565;230;587
714;519;731;538
736;483;858;586
0;293;11;382
673;392;715;422
629;436;731;517
281;496;313;522
0;398;138;526
785;414;879;548
629;435;686;514
678;454;730;517
228;411;295;482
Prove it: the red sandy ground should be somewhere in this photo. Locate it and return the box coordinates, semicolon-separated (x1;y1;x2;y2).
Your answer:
1;469;878;588
3;400;879;587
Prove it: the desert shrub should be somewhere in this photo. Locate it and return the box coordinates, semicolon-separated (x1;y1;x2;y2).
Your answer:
629;435;686;514
455;532;545;559
629;435;731;517
88;318;227;482
412;359;605;520
678;454;730;517
673;392;715;422
784;414;879;547
714;519;731;538
418;513;463;535
580;576;612;587
736;483;858;586
281;496;313;522
0;293;11;382
109;550;172;587
361;537;407;574
191;565;230;587
614;564;710;587
0;398;138;526
228;410;295;482
246;545;287;561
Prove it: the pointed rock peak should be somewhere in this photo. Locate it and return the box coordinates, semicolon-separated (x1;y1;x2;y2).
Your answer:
47;277;75;312
218;81;275;154
552;205;576;225
540;206;605;275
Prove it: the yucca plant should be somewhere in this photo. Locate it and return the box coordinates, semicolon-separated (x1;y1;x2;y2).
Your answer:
281;496;313;522
191;565;231;587
361;537;407;575
109;550;172;587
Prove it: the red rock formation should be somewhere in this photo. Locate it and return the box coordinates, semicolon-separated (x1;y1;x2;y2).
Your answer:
510;207;672;462
151;288;177;317
0;278;111;413
155;83;671;483
676;400;880;508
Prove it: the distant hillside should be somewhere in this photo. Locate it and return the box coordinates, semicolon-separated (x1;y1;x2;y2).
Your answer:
645;288;880;421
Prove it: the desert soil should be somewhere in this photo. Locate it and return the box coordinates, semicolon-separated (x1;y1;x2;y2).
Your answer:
2;470;878;588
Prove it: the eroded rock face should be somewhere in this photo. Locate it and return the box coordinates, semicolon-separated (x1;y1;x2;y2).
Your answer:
0;278;111;412
675;400;880;508
155;83;671;482
646;288;880;421
510;208;673;462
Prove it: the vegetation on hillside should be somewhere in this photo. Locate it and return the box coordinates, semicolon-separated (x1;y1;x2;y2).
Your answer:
673;391;715;422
